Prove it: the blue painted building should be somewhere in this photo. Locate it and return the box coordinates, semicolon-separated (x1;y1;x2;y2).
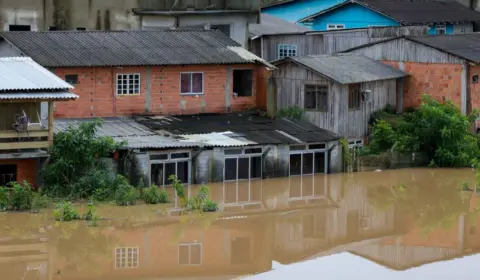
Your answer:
262;0;480;35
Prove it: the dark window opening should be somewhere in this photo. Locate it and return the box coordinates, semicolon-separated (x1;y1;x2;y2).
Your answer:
233;70;253;97
309;143;326;150
151;163;165;186
49;26;58;31
225;158;237;181
305;85;328;110
165;163;176;184
0;165;17;186
245;148;262;154
224;156;262;181
314;152;325;174
65;74;78;85
231;237;251;265
348;83;361;109
290;145;306;151
171;152;189;159
181;72;203;94
150;154;168;161
211;24;231;37
473;75;479;84
238;158;249;180
303;153;313;175
290;154;302;176
77;27;87;31
177;161;189;184
250;156;262;179
9;25;31;31
151;161;189;186
225;149;243;155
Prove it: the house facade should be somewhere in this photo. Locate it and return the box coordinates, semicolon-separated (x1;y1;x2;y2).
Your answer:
261;0;344;23
271;54;407;141
0;30;271;118
0;57;78;186
342;34;480;115
134;0;261;47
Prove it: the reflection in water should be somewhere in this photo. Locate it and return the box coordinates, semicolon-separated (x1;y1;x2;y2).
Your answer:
0;168;479;279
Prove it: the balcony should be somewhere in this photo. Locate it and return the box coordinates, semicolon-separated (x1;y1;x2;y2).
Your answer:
0;102;52;151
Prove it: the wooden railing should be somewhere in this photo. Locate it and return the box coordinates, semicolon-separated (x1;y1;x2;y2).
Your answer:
0;128;50;150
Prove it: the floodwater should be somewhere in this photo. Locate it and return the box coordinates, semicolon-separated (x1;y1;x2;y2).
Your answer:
1;168;479;280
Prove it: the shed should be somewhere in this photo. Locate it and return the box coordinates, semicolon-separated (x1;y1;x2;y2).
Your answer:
271;54;408;140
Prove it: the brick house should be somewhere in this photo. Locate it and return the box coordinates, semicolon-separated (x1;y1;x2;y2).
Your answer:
0;30;273;119
0;57;78;186
341;34;480;115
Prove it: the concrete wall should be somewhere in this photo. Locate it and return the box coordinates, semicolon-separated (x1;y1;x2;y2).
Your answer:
52;64;260;118
141;13;256;47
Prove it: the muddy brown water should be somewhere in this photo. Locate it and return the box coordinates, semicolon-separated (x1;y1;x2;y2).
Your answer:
1;168;479;280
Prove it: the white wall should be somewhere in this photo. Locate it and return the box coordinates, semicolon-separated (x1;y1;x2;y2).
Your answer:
141;14;257;47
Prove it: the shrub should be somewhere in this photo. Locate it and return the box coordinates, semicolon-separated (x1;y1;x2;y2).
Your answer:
202;200;219;212
10;181;33;211
142;185;169;204
277;106;306;121
0;186;8;211
54;201;81;221
369;120;397;154
74;169;116;201
82;202;99;221
114;175;137;206
31;192;49;213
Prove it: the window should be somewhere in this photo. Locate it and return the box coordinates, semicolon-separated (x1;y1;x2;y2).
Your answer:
436;24;446;35
289;144;326;176
116;74;140;95
9;25;31;31
304;85;328;110
231;237;251;265
0;165;17;186
348;83;361;110
115;247;139;269
277;44;297;59
181;73;203;95
233;70;253;97
327;24;345;30
65;74;78;85
211;24;231;37
473;75;479;84
150;152;191;185
224;148;262;181
178;243;202;265
76;27;87;31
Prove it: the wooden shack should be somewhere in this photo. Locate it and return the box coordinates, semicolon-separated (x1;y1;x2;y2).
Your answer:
271;54;408;141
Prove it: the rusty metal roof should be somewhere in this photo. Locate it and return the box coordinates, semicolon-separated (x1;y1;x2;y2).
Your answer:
0;57;73;91
1;30;272;68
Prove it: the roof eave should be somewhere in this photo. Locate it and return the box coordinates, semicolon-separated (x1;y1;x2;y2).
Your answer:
133;9;257;16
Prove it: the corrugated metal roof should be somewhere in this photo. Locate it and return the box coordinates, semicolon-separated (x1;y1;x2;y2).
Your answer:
273;54;408;84
179;132;257;147
135;112;340;145
54;117;203;149
1;30;272;68
0;92;78;100
0;57;73;91
249;14;310;39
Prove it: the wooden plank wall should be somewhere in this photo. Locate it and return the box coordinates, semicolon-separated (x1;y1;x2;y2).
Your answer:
272;61;397;138
260;34;325;62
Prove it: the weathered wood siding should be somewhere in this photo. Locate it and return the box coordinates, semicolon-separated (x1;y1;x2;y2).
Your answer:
347;38;465;64
260;34;325;62
273;61;397;138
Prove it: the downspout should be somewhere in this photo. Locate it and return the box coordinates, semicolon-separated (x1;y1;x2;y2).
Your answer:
260;36;264;59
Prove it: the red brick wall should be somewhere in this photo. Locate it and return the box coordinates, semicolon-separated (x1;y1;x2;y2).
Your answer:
469;65;480;110
0;159;36;186
382;61;463;110
54;65;261;118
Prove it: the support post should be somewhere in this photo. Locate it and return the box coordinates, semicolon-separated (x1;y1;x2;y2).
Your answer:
48;101;54;146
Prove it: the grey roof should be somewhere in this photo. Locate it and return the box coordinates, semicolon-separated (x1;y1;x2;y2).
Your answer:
261;0;295;8
54;118;202;149
0;30;273;68
299;0;480;25
272;54;408;84
0;92;78;100
0;57;73;91
249;14;310;39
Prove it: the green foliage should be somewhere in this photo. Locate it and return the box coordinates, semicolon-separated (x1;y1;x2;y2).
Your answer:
171;174;186;204
75;169;117;201
0;186;8;211
9;181;33;211
202;200;219;212
54;201;81;221
142;185;169;204
82;201;99;222
41;118;124;198
31;192;49;213
114;175;137;206
170;175;218;213
277;106;306;121
368;95;480;167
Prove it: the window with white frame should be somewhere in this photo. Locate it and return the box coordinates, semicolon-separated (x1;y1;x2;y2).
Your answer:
348;139;363;148
150;151;191;185
289;143;327;176
277;44;297;59
116;73;140;95
436;24;446;35
180;72;203;95
327;24;345;30
178;243;202;265
224;147;262;181
115;247;139;269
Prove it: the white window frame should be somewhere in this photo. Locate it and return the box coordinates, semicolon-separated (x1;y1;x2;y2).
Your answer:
116;73;141;95
288;174;327;200
223;180;263;206
326;24;345;30
436;24;447;35
277;44;298;59
149;150;192;185
178;243;203;266
114;247;139;269
348;139;364;148
289;143;328;176
224;147;263;182
180;72;204;95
